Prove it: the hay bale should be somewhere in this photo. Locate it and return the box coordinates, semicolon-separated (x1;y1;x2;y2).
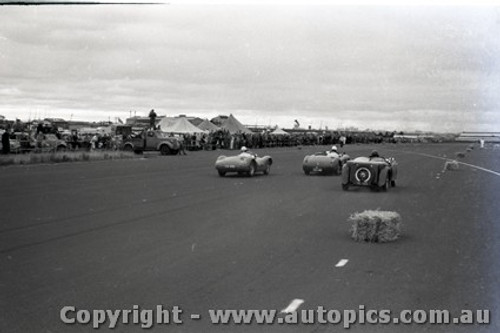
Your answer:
455;152;466;158
444;160;459;171
348;210;401;243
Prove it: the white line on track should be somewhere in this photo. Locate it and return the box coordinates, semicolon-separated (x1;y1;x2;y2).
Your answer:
281;299;304;314
386;150;500;177
335;259;349;267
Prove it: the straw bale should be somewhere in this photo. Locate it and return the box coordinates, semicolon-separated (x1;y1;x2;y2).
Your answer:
349;210;401;243
444;160;459;171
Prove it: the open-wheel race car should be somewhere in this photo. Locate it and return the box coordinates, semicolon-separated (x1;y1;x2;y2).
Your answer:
341;153;398;191
215;151;273;177
302;151;350;175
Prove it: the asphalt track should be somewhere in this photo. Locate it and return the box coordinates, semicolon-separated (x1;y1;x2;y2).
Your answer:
1;143;499;332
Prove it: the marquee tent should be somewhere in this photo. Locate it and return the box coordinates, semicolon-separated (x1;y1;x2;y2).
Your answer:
218;114;252;134
197;119;220;132
270;128;290;136
159;117;206;133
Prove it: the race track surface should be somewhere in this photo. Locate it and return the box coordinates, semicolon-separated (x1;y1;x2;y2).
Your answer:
1;143;499;332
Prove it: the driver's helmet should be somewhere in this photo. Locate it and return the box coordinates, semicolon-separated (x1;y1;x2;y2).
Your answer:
241;146;248;152
331;145;338;152
370;150;379;158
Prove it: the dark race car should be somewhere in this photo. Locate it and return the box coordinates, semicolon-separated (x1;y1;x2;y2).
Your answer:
341;155;398;191
302;151;350;175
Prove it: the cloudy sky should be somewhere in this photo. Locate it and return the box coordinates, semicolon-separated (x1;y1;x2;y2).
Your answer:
1;1;499;132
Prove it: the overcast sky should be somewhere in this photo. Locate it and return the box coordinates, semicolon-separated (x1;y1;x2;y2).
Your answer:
1;2;499;132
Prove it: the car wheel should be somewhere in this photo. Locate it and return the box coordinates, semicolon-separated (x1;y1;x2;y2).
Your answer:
304;169;310;175
160;145;171;155
263;163;271;175
56;145;66;152
218;170;226;177
342;183;349;191
391;180;396;187
248;162;256;177
381;178;390;191
123;145;133;152
336;162;342;175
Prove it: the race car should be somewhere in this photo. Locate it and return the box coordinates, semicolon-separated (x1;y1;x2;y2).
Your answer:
302;152;350;175
215;153;273;177
341;153;398;191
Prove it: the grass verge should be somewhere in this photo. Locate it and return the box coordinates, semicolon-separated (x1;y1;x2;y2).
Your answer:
0;151;137;166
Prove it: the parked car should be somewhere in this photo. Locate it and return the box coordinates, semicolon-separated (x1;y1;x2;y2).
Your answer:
341;155;398;191
302;152;350;175
39;133;68;152
0;131;22;154
121;130;180;155
11;132;36;153
215;153;273;177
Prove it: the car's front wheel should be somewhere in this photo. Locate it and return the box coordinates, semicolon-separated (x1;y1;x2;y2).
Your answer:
160;145;171;155
123;145;134;152
380;177;390;191
342;183;350;191
218;170;226;177
336;162;343;175
263;163;271;175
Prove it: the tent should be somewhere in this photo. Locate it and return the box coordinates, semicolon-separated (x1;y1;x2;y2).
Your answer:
271;128;290;136
219;114;252;134
197;119;220;132
159;117;205;133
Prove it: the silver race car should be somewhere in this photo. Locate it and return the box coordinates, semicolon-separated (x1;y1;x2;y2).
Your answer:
215;150;273;177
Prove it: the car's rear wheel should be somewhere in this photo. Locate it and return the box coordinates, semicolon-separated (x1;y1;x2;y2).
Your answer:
304;169;310;175
342;183;349;191
391;180;396;187
248;162;256;177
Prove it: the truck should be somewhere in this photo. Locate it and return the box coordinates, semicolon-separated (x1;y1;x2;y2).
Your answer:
120;129;180;155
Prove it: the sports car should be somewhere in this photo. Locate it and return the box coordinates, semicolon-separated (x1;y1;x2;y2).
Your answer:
341;155;398;191
215;153;273;177
302;152;350;175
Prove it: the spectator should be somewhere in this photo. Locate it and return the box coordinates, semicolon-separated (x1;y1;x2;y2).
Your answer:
149;109;157;130
36;131;44;152
2;128;10;154
71;130;79;150
90;134;99;150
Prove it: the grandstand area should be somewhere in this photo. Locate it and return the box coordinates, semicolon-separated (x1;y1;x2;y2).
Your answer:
455;132;500;143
